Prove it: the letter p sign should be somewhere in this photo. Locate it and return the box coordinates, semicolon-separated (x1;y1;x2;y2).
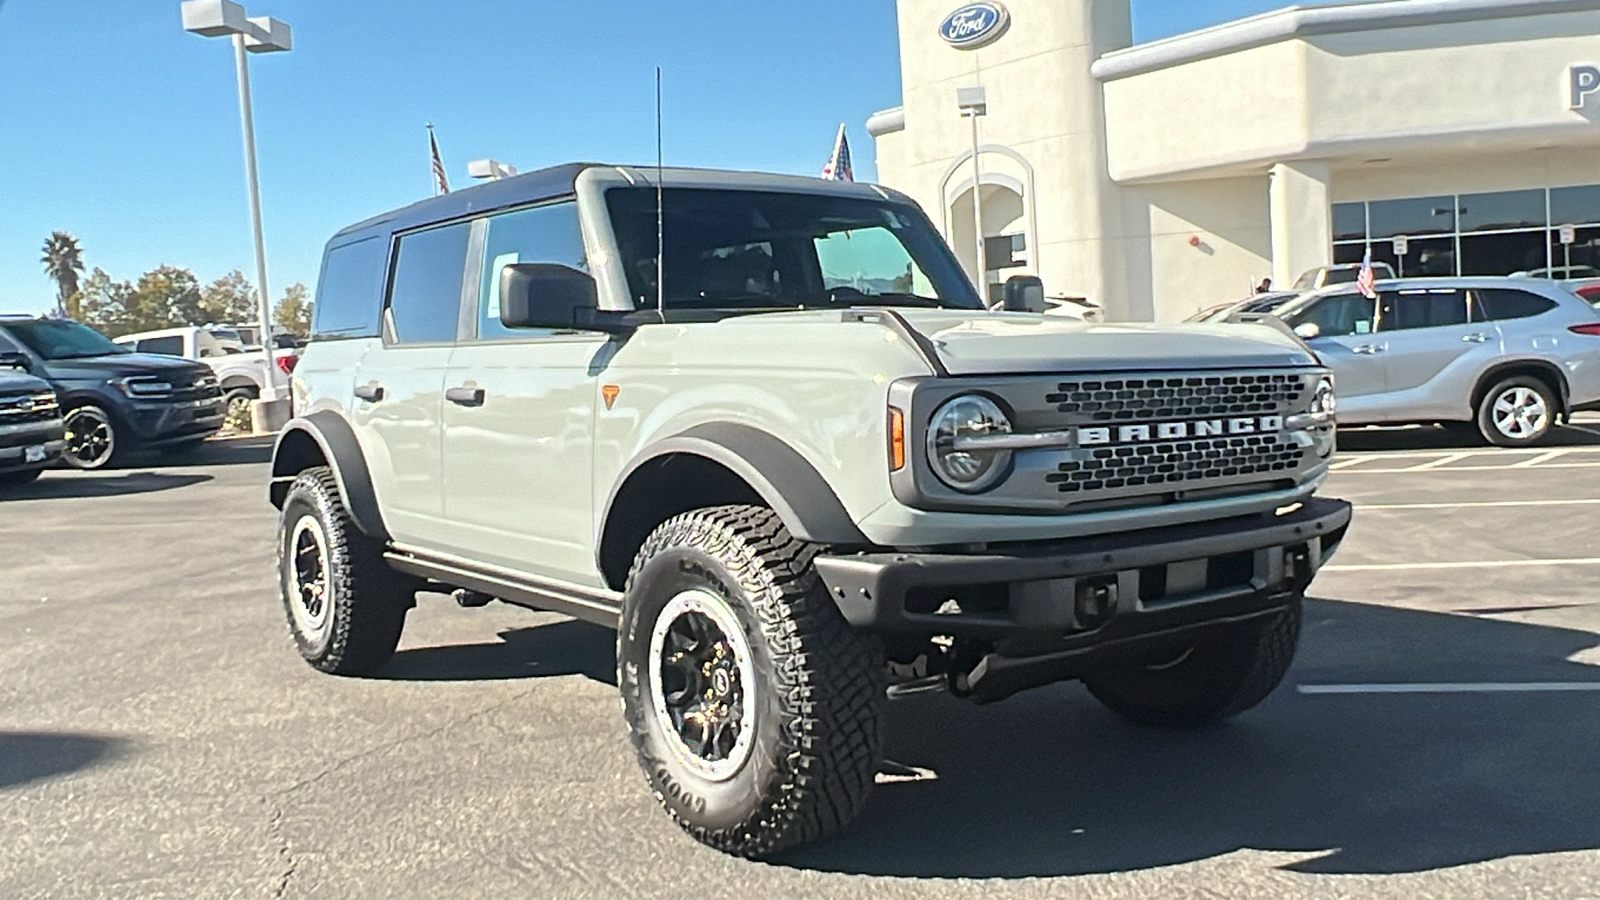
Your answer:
1572;65;1600;110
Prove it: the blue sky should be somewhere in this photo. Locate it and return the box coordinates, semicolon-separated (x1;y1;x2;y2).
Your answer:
0;0;1286;315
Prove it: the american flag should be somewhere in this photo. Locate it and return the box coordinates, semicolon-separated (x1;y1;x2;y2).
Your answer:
820;124;853;182
1356;248;1377;299
428;124;450;196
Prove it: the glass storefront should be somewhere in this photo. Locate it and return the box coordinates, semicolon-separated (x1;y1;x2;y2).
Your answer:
1333;184;1600;278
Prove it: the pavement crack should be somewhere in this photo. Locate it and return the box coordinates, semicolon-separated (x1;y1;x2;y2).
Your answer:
265;797;296;899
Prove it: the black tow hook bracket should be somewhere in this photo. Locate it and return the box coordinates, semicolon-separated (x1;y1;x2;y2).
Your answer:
452;589;495;608
1074;577;1118;631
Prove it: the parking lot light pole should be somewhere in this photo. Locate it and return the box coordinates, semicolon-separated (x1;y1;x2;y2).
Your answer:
181;0;292;425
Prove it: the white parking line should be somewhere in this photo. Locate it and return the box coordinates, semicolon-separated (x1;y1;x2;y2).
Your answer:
1357;498;1600;511
1299;682;1600;695
1336;462;1600;474
1323;558;1600;572
1403;453;1471;471
1512;449;1572;468
1337;445;1600;461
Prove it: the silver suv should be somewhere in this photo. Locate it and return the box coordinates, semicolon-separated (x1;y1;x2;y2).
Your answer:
269;164;1352;858
1277;278;1600;446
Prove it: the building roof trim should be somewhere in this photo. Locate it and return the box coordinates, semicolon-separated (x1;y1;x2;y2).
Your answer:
1092;0;1600;81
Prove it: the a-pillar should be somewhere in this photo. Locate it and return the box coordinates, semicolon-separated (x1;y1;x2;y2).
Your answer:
1269;161;1332;289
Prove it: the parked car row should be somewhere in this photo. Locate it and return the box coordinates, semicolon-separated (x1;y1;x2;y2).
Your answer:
113;325;299;421
0;316;226;473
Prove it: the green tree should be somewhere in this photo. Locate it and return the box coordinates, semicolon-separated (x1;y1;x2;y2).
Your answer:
198;271;259;326
77;268;137;337
273;283;312;337
129;266;202;332
40;232;85;319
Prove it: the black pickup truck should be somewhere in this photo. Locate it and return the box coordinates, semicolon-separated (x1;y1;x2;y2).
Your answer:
0;356;64;488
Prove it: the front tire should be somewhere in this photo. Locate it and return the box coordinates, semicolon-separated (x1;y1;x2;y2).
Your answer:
277;467;411;675
618;505;886;858
61;404;118;469
1478;376;1556;447
1083;595;1302;728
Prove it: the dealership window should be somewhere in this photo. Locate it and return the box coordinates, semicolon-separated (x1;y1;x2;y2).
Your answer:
1332;184;1600;279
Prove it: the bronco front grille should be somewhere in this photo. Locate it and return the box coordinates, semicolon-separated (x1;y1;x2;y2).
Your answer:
1046;373;1310;422
1046;433;1308;494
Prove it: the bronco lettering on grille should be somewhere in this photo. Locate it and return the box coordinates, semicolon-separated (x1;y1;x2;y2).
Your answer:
1078;416;1285;447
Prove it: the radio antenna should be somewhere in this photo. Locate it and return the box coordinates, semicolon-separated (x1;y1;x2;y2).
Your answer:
655;66;665;319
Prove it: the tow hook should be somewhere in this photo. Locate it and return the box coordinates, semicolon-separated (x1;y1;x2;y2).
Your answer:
452;589;495;608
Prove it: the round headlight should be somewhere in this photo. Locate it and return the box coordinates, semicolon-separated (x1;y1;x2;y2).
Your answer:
926;394;1013;493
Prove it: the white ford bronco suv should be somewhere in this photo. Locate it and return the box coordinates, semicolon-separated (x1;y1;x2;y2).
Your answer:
269;164;1352;858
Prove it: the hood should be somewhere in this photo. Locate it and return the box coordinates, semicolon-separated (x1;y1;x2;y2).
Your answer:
42;352;212;384
890;310;1318;375
0;368;51;394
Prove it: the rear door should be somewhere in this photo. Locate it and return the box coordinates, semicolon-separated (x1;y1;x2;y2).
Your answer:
349;221;471;548
1291;292;1387;422
438;201;607;585
1375;287;1501;421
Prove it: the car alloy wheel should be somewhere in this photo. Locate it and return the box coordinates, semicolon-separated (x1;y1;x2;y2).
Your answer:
62;405;115;469
1492;386;1550;442
648;588;758;783
286;513;333;645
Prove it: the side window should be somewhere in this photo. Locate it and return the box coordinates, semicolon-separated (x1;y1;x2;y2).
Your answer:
1380;290;1468;331
1476;288;1558;322
388;222;472;344
1295;294;1375;338
313;236;388;339
135;336;185;356
477;202;587;341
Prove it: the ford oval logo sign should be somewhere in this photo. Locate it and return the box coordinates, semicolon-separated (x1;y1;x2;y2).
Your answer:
939;2;1010;49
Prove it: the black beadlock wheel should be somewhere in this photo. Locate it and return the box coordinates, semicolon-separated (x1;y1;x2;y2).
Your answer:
618;505;886;859
277;466;412;675
1083;595;1303;729
1478;376;1557;448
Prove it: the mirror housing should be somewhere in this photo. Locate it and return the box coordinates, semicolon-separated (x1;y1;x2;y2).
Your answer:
499;263;623;333
1292;322;1321;340
0;351;30;371
1002;275;1047;313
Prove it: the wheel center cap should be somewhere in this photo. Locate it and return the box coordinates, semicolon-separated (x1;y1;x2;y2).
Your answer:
712;668;732;696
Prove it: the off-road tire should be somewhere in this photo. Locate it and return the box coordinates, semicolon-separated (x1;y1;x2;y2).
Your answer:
1477;376;1557;448
277;466;411;675
1083;594;1302;728
618;505;886;858
0;469;42;488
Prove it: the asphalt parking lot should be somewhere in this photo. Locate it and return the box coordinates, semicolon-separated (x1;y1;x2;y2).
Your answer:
4;420;1600;899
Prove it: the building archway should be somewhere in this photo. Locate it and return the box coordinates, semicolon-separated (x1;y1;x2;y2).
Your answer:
939;147;1039;302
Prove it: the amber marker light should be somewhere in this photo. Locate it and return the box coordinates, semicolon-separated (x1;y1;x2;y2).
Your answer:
889;407;906;471
602;384;621;410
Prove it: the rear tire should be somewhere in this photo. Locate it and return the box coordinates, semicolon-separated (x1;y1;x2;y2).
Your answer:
618;505;885;858
1083;595;1302;729
1478;376;1557;447
277;466;411;675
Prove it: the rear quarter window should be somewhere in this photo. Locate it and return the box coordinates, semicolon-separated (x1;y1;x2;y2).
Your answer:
312;236;388;340
1476;289;1559;322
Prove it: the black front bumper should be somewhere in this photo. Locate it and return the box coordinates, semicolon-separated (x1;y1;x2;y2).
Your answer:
123;398;226;446
814;497;1352;639
0;422;67;473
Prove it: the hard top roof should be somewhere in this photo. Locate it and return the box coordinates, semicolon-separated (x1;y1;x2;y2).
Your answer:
329;163;899;245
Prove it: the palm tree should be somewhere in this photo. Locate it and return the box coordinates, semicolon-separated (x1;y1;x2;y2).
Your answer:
41;232;85;318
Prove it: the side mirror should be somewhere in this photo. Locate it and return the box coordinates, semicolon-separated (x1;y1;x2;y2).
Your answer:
1293;322;1321;340
499;263;619;332
0;351;30;371
1002;275;1047;313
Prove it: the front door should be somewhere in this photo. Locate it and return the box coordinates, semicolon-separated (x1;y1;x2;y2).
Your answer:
438;201;607;586
349;221;472;549
1293;292;1387;422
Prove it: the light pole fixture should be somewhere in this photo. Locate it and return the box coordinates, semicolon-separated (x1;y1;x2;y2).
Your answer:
469;159;520;181
181;0;292;419
957;85;989;303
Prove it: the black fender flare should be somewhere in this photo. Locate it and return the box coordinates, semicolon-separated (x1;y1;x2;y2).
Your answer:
604;422;870;548
269;410;390;543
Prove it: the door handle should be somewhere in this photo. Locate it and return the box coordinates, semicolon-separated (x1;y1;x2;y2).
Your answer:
1462;333;1492;343
1352;345;1383;355
446;386;486;407
354;383;384;403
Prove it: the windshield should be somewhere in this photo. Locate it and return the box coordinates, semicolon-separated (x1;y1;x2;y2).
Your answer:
4;319;128;360
606;188;983;312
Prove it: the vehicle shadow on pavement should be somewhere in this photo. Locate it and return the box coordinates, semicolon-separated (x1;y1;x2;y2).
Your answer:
1;472;211;501
376;619;618;686
117;435;275;470
783;598;1600;878
0;732;126;791
1338;421;1600;453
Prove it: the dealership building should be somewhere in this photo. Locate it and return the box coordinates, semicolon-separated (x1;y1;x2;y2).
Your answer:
868;0;1600;321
